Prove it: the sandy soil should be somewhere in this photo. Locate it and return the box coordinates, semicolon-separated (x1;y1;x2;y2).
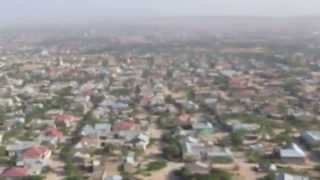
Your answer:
233;152;261;180
144;142;162;159
147;127;163;139
104;157;121;177
46;155;66;180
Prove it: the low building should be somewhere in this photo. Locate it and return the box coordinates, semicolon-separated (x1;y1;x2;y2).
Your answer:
301;130;320;147
134;133;150;150
50;113;81;127
185;161;210;175
106;175;123;180
112;121;134;131
122;152;137;173
81;123;111;138
6;141;34;157
40;126;64;144
0;166;28;178
20;145;51;161
182;136;233;162
192;122;214;134
275;143;306;163
226;120;260;132
75;137;101;150
275;173;309;180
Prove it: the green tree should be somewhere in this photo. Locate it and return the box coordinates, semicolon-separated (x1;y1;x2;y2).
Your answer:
134;85;141;95
230;130;245;147
163;143;181;160
146;160;167;171
176;167;232;180
164;95;175;104
161;133;182;160
186;88;195;101
64;176;82;180
275;130;292;144
102;144;116;155
20;176;43;180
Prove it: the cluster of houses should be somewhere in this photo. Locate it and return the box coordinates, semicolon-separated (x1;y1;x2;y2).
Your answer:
77;121;150;151
0;30;320;180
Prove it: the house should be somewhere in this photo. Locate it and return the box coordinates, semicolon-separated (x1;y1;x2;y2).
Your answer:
30;119;55;129
0;98;14;108
185;162;210;175
123;152;137;173
50;113;80;127
182;136;233;162
108;101;129;111
167;104;179;115
3;117;26;130
203;98;218;110
17;160;43;176
81;125;95;136
179;100;199;111
73;152;91;169
134;134;150;150
82;157;101;173
40;126;64;144
228;76;247;89
112;131;150;150
106;175;123;180
275;173;309;180
0;166;28;177
81;123;111;138
112;121;134;131
275;143;306;163
301;130;320;147
226;120;260;132
95;123;111;136
91;164;105;180
75;137;101;150
6;141;34;157
262;105;282;118
20;145;51;162
178;113;190;124
192;122;214;134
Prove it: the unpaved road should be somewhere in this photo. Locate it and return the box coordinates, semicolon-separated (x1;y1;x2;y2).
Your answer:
46;155;65;180
233;152;260;180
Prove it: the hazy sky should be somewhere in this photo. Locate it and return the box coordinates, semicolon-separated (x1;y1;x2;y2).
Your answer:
1;0;320;25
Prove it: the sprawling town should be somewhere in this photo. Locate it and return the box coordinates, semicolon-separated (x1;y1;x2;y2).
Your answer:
0;18;320;180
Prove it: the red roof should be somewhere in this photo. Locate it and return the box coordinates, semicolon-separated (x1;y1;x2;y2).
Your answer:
51;113;80;122
42;126;63;138
112;121;134;131
79;137;99;146
234;90;255;97
22;145;49;159
1;167;28;177
228;76;246;88
179;114;190;123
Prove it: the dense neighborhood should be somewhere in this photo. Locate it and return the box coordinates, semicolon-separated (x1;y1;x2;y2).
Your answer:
0;17;320;180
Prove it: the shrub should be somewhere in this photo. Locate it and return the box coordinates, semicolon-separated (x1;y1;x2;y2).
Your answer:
161;133;182;160
146;160;167;171
176;167;232;180
230;130;245;147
